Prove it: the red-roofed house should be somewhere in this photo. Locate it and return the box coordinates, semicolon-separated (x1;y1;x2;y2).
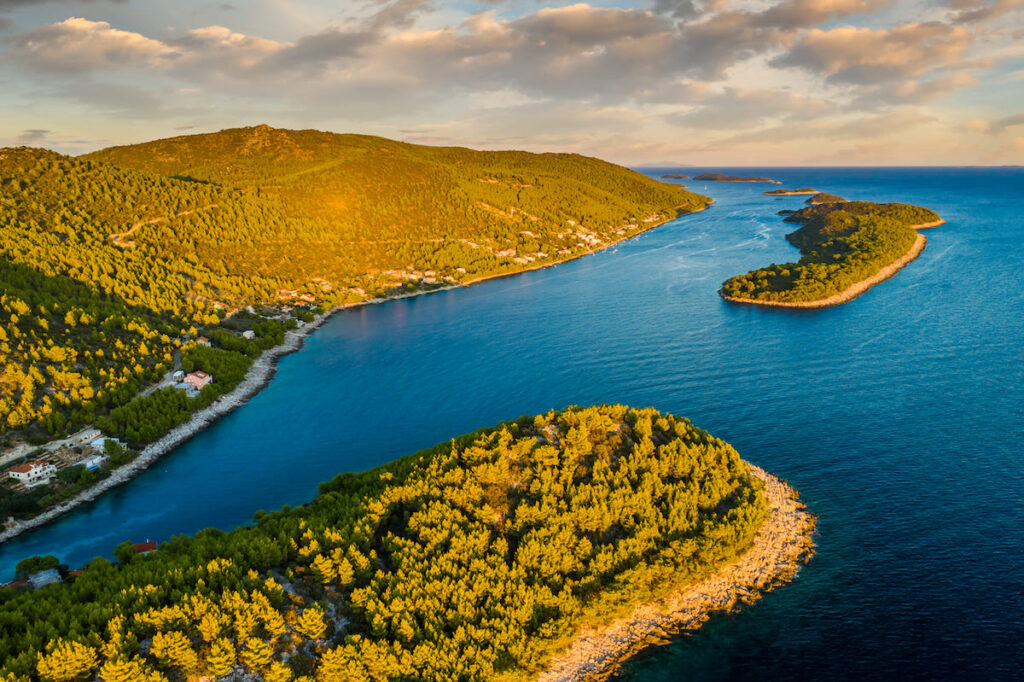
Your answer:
196;336;211;347
184;371;212;391
132;541;158;555
7;461;56;488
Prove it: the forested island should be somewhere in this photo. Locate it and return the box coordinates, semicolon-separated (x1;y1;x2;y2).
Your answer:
720;200;943;307
660;174;688;179
764;188;817;196
0;405;814;681
694;173;781;184
0;127;710;526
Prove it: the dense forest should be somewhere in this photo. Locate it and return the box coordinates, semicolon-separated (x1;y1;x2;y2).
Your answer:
720;200;941;303
0;406;768;681
1;128;708;440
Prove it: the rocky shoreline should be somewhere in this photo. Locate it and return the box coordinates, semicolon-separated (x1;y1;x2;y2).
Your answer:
720;219;944;309
536;463;816;682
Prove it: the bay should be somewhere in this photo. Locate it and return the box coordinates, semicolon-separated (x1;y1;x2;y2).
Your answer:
3;167;1022;679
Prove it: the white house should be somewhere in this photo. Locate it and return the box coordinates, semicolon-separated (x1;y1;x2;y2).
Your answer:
172;370;185;382
8;461;57;488
241;330;256;340
90;437;123;454
81;454;107;471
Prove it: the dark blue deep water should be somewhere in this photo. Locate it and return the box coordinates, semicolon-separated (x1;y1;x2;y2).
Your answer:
3;168;1023;679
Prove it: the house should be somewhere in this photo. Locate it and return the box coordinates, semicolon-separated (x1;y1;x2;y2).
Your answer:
132;541;158;555
196;336;211;347
28;568;62;590
173;383;199;399
81;454;107;471
299;293;316;303
90;436;123;454
184;371;212;391
8;461;57;488
241;330;256;340
172;370;185;382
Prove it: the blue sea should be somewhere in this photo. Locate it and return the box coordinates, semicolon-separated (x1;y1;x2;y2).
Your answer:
2;168;1022;680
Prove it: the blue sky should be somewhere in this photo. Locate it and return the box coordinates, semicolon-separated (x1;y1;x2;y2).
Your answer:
1;0;1022;164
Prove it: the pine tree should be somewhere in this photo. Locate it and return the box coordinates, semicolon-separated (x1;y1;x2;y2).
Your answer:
35;640;99;682
295;604;327;641
204;639;236;677
264;661;293;682
240;638;274;671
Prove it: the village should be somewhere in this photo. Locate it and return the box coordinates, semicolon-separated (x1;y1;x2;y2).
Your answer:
0;291;323;537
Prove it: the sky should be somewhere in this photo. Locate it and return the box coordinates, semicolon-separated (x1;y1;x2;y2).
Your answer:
0;0;1022;165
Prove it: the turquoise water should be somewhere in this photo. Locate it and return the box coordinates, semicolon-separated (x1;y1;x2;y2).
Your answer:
3;168;1023;679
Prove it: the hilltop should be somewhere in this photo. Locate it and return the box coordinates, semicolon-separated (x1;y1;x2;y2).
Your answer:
0;128;709;516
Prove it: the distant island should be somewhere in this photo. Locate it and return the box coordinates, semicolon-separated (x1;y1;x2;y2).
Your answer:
806;192;848;204
765;188;818;196
695;173;781;184
0;126;712;534
0;405;814;681
661;173;689;179
721;200;943;307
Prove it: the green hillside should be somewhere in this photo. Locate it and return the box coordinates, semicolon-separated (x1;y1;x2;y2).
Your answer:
0;128;708;442
0;405;768;681
720;200;940;304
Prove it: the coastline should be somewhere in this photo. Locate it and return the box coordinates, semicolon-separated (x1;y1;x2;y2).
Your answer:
536;463;816;682
0;201;712;548
720;219;944;309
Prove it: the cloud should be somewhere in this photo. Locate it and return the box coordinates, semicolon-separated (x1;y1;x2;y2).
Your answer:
16;128;49;143
853;72;977;106
964;112;1024;133
948;0;1024;24
665;86;837;129
772;22;974;84
11;17;177;72
0;0;125;10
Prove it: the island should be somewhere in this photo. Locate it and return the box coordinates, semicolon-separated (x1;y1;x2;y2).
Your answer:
764;187;818;196
806;192;847;204
720;200;943;308
0;126;712;538
695;173;781;184
0;405;815;682
661;173;689;179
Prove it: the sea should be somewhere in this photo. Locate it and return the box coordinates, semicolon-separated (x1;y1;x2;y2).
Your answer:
2;167;1022;680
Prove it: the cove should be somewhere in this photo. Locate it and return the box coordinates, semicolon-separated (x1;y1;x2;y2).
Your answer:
3;168;1023;680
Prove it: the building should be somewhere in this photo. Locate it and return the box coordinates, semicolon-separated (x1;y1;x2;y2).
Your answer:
184;371;212;391
241;330;256;340
173;383;199;399
81;454;107;471
196;336;211;347
28;568;62;590
172;370;185;382
132;541;158;555
8;461;56;488
90;436;123;454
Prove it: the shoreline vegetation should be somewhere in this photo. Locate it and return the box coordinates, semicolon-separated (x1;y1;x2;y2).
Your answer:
0;201;712;548
0;405;804;681
720;199;943;309
536;464;816;682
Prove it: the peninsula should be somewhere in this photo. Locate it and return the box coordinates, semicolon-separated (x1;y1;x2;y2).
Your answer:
720;199;943;307
806;192;847;204
0;126;711;533
695;173;781;184
0;406;814;682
